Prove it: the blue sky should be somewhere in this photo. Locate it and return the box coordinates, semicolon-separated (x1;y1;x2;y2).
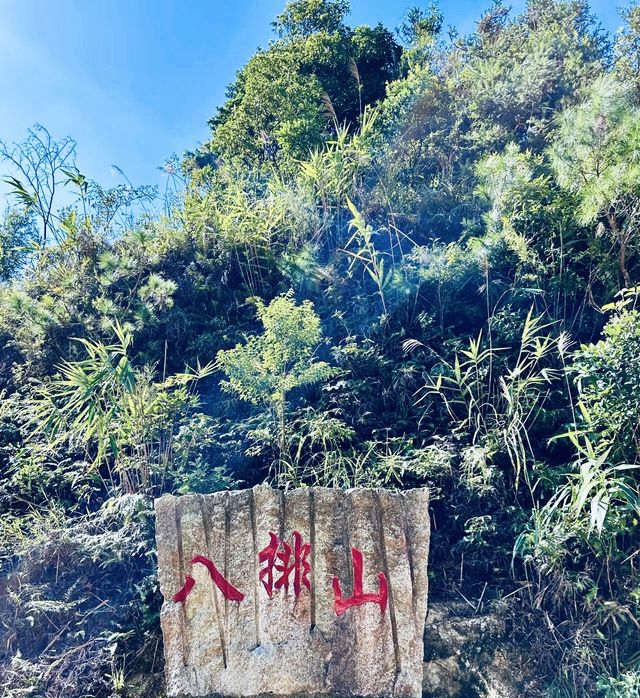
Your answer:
0;0;631;197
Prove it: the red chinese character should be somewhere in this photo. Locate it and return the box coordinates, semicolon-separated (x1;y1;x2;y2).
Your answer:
332;547;388;616
172;555;245;604
258;530;311;598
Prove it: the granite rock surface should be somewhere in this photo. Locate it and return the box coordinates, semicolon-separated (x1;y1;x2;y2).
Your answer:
155;486;430;698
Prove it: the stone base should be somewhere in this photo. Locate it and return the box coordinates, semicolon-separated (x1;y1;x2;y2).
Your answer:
155;486;430;698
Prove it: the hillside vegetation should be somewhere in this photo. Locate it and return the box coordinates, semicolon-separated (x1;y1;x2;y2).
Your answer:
1;1;640;695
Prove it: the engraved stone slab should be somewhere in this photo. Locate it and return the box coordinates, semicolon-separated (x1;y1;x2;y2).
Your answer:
155;486;430;697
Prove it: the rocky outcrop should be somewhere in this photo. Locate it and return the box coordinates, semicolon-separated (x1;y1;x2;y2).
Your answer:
155;486;430;698
422;602;527;697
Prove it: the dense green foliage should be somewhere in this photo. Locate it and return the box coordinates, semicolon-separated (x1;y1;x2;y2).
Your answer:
204;0;400;164
2;1;640;695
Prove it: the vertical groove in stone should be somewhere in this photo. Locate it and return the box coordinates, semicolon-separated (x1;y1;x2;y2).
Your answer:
345;491;356;651
223;493;231;645
175;498;185;585
278;489;286;540
376;491;401;679
249;487;261;648
200;495;227;669
403;488;430;658
309;489;316;631
401;493;417;612
174;498;189;668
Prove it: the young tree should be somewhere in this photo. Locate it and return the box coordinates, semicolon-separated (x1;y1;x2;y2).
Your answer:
215;292;338;466
549;76;640;287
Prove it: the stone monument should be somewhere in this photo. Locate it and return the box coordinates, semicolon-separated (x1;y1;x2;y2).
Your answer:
155;486;430;697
